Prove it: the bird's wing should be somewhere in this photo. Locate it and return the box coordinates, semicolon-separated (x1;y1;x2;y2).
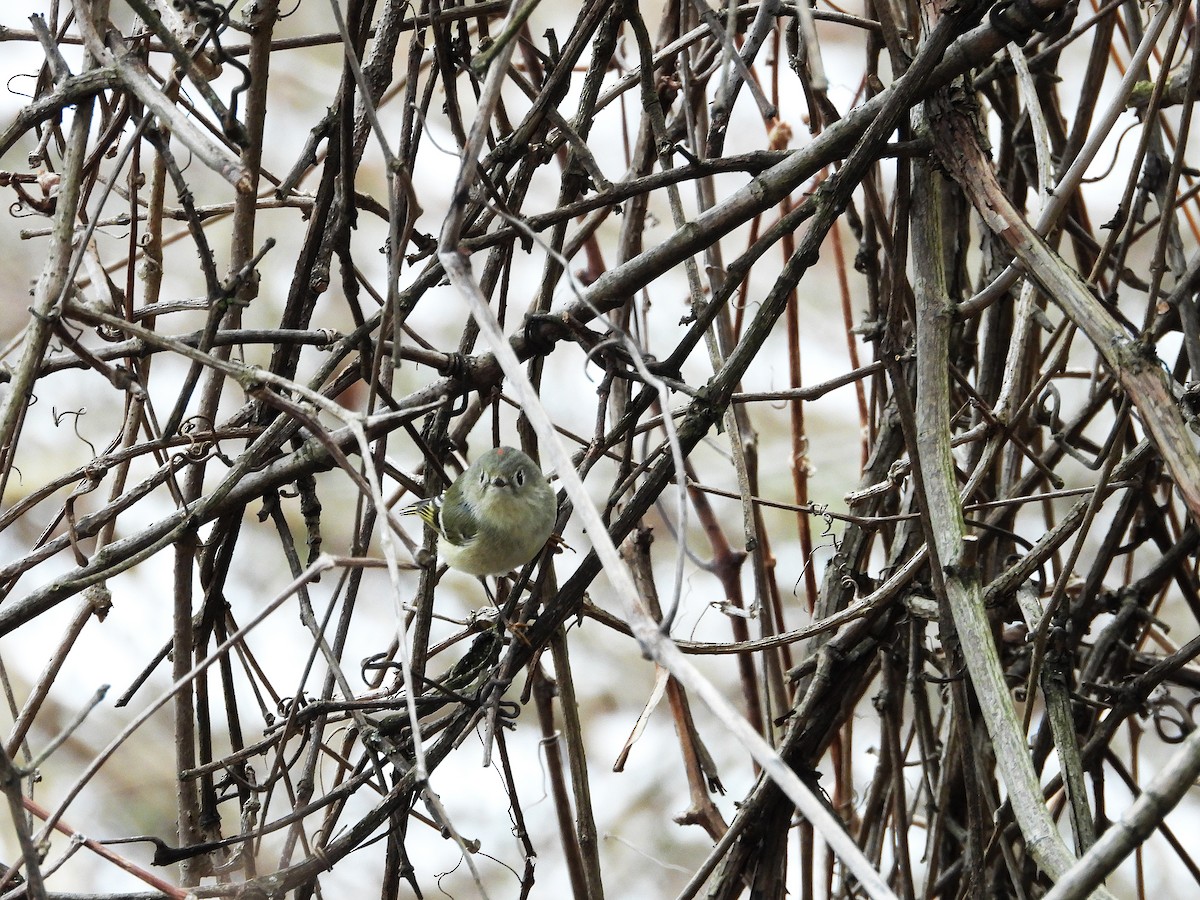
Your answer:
437;482;478;547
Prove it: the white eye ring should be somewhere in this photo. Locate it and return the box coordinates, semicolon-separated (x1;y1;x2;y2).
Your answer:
515;468;526;487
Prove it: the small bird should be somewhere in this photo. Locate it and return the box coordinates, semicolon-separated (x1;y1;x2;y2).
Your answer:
403;446;558;576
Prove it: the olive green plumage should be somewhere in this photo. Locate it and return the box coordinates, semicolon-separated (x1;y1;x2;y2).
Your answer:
404;446;557;576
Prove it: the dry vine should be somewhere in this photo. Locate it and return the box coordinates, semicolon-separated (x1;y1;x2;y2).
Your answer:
1;0;1200;898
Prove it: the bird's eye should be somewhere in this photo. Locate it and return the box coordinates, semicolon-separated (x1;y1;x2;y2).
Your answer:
515;468;526;487
479;470;487;485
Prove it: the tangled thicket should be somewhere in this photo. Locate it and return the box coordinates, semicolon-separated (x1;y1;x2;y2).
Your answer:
2;0;1200;898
